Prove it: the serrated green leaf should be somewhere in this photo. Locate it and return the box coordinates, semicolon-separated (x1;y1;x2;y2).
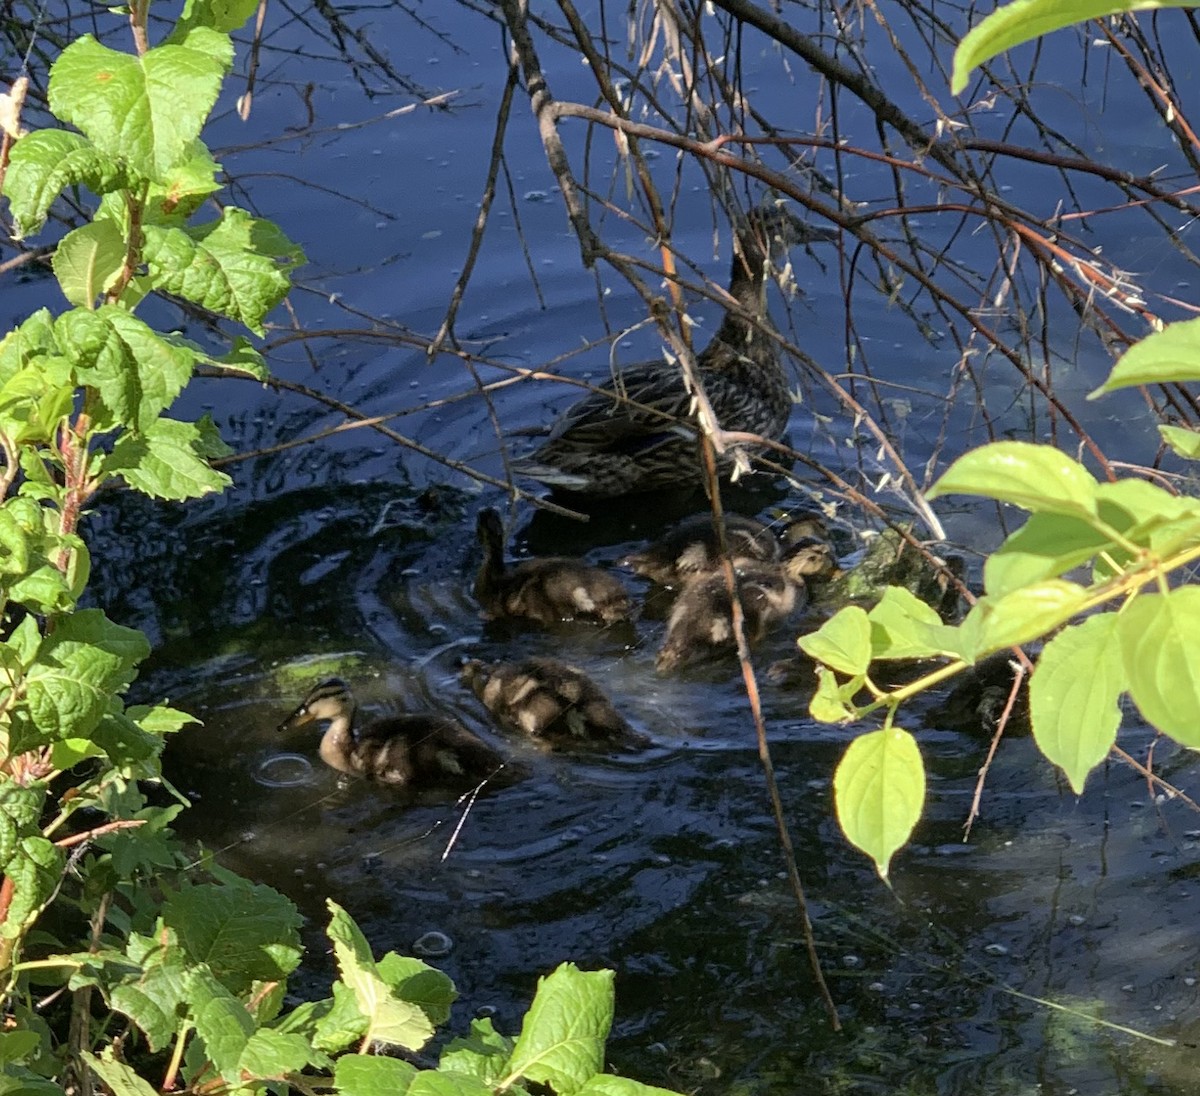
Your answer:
964;580;1088;659
126;703;200;736
506;964;612;1095
927;441;1099;519
49;36;224;181
1030;614;1124;794
104;417;231;500
213;337;269;380
376;952;457;1026
951;1;1199;95
83;1049;162;1096
1119;589;1200;746
3;130;130;238
409;1072;502;1096
441;1017;515;1085
177;0;262;36
797;605;871;675
0;836;63;940
107;937;190;1051
833;727;925;881
52;221;127;307
145;140;222;224
0;310;58;386
8;564;74;615
57;307;196;432
1159;424;1200;460
0;363;75;445
238;1028;318;1079
189;967;253;1079
311;981;369;1052
162;878;302;994
326;900;434;1051
23;609;148;740
143;208;302;335
1091;315;1200;396
333;1054;419;1096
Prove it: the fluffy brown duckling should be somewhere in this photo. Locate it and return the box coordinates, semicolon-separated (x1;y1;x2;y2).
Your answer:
460;656;646;750
619;513;780;587
474;508;632;626
278;678;507;788
655;539;836;673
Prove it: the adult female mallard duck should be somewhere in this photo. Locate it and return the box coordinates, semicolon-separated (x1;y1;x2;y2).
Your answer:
460;656;645;750
511;206;832;497
278;678;507;788
655;538;836;673
620;510;833;587
474;507;631;625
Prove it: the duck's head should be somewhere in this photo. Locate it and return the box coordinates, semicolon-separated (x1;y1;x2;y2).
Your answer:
279;678;355;731
476;508;506;549
781;537;837;581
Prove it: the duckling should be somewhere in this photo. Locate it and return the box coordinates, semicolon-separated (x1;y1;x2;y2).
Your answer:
655;540;835;673
278;678;506;788
461;656;646;750
779;512;830;547
619;513;780;587
511;206;835;497
474;507;631;626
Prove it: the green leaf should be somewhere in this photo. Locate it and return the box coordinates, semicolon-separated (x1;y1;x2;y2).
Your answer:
143;208;303;335
1160;424;1200;460
441;1017;515;1085
83;1049;162;1096
312;981;369;1052
23;609;149;741
0;837;63;939
984;513;1115;597
178;0;263;35
951;1;1200;95
797;605;871;675
0;310;58;386
0;1031;41;1066
326;900;434;1051
3;130;130;238
866;586;959;660
57;307;196;432
145;141;223;224
964;580;1089;658
49;36;225;181
107;935;190;1051
104;417;231;500
189;968;253;1080
334;1054;419;1096
1030;614;1125;794
833;727;925;881
1119;589;1200;746
213;337;269;380
575;1077;685;1096
238;1028;319;1079
0;363;75;445
162;877;302;994
926;441;1098;520
52;221;127;307
808;666;860;723
376;952;457;1027
409;1073;504;1096
506;964;613;1095
1091;315;1200;396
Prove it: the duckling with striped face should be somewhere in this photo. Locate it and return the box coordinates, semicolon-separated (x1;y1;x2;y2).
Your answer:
474;508;632;626
278;678;506;788
655;539;835;673
619;513;780;587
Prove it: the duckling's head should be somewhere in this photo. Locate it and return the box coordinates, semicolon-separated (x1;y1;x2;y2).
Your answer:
279;678;355;732
779;513;829;546
781;537;836;581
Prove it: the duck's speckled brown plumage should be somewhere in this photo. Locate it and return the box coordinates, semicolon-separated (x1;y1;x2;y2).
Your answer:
461;656;645;750
655;540;835;672
474;508;631;625
278;678;506;787
513;208;832;497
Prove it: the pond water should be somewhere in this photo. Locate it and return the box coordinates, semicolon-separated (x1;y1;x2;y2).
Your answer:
8;2;1200;1092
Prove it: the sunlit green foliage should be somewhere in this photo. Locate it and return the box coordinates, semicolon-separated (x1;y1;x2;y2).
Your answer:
0;6;672;1094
